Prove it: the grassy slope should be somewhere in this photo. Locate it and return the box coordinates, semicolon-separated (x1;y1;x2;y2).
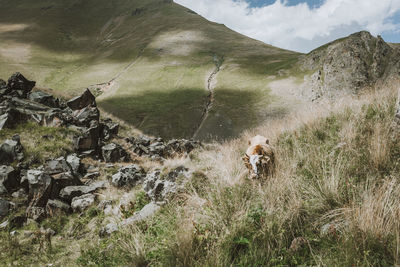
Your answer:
0;0;301;140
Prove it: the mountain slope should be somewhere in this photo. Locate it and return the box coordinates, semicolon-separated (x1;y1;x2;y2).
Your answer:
0;0;300;140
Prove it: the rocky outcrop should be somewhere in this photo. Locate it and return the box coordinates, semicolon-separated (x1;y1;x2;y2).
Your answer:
101;143;129;163
111;165;145;188
301;31;398;99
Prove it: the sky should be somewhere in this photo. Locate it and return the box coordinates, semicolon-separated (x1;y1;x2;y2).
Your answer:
174;0;400;53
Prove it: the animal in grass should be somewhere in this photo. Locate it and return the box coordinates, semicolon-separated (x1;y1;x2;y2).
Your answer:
242;135;276;179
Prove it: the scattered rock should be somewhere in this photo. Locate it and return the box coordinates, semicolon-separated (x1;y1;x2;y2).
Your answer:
0;198;10;218
44;157;72;175
26;170;53;207
7;72;36;98
100;222;119;236
122;202;161;226
100;119;119;141
46;199;71;216
0;135;24;164
60;181;107;201
111;165;145;188
74;122;101;152
66;154;83;176
29;91;59;108
71;193;96;212
67;89;96;110
11;188;27;199
101;143;129;163
0;165;20;194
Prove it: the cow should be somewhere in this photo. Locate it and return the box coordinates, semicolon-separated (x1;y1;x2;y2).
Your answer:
242;135;276;179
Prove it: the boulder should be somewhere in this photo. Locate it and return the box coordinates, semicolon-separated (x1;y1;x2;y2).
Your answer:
7;72;36;98
74;122;101;152
67;89;96;110
60;181;107;201
72;106;100;127
71;193;95;212
0;135;24;164
29;91;59;108
100;222;119;236
111;165;145;188
0;198;10;218
0;165;20;194
44;157;72;175
122;203;161;226
100;119;119;141
66;154;83;176
101;143;129;163
26;170;53;207
46;199;71;216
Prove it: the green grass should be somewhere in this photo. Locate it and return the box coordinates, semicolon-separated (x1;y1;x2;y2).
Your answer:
75;90;400;266
0;121;77;166
0;0;305;141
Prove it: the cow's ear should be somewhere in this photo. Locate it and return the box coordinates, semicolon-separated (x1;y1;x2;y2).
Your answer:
248;140;251;145
265;139;270;145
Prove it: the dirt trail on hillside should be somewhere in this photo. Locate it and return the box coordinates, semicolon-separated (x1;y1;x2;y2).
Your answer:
192;61;221;139
91;47;146;99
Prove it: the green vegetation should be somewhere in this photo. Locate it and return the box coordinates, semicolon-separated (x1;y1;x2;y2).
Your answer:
75;90;400;266
0;121;76;166
0;0;303;140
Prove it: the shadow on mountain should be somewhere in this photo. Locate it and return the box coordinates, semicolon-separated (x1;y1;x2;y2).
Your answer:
98;87;267;141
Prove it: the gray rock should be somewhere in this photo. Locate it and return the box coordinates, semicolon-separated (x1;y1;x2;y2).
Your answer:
44;157;72;175
101;143;129;163
74;122;101;152
46;199;71;216
72;106;100;127
0;136;24;164
7;72;36;98
0;198;10;218
26;170;53;207
66;154;83;175
28;91;58;108
0;220;8;230
60;181;107;201
100;119;119;141
67;89;96;110
111;165;145;188
71;193;96;212
122;203;161;226
11;188;27;199
0;165;20;194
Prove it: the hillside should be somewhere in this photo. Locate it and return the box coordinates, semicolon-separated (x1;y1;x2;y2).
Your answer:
0;0;301;141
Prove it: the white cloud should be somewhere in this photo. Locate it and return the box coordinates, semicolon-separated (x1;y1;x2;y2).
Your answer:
174;0;400;52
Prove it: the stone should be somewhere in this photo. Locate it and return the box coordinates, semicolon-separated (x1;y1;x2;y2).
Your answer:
7;72;36;98
67;89;96;110
44;157;72;175
111;165;145;188
60;181;107;201
50;172;82;199
101;143;129;163
72;106;100;127
100;119;119;141
74;122;101;152
0;165;20;194
66;154;83;176
26;170;53;207
0;220;8;230
12;188;27;199
28;91;59;108
71;193;95;212
122;203;161;226
0;198;10;218
46;199;71;216
0;136;24;164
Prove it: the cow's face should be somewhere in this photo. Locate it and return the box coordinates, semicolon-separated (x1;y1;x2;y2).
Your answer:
249;154;262;175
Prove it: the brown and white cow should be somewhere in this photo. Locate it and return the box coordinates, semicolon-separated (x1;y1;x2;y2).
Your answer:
242;135;275;179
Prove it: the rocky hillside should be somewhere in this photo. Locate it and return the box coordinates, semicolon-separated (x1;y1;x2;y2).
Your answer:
301;31;400;99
